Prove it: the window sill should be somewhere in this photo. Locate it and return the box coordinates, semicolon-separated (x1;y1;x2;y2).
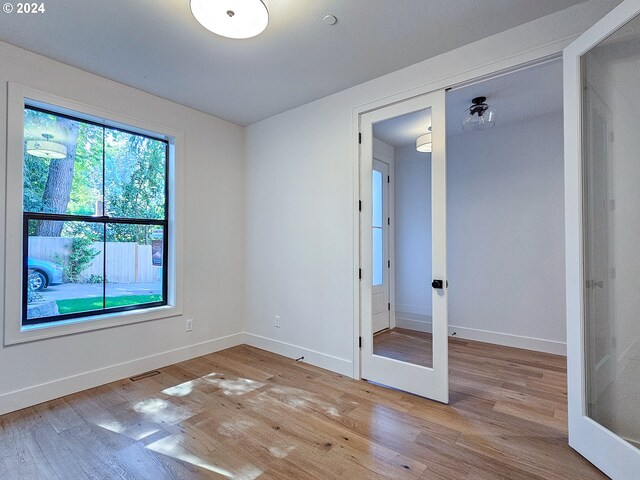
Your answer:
5;305;182;346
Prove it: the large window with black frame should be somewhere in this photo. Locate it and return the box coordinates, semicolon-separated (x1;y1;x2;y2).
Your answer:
22;105;168;326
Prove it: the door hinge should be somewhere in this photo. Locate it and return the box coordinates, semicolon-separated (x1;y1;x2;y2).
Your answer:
358;132;362;144
388;302;390;311
359;200;362;212
359;336;362;348
359;268;362;280
387;175;390;184
387;260;390;268
387;217;390;225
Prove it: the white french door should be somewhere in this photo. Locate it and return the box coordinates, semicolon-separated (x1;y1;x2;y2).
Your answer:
372;158;390;334
359;90;448;403
565;0;640;477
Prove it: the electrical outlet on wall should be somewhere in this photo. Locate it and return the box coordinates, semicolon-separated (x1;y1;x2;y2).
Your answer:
274;315;280;328
186;319;193;332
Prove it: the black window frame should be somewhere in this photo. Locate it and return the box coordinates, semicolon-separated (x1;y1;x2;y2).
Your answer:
22;105;169;326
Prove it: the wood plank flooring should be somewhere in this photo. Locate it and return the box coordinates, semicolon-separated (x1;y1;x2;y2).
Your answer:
0;340;607;479
374;328;433;367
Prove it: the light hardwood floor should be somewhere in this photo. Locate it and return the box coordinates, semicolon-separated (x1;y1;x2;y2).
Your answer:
374;327;433;367
0;340;607;479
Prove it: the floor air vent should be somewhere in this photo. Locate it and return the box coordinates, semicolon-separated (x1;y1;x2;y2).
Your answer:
130;370;161;382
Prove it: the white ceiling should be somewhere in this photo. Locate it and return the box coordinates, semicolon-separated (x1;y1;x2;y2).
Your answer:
373;58;563;147
373;109;432;148
0;1;585;125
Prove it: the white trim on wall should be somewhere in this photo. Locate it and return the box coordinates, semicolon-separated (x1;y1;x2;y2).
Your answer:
244;333;353;377
395;312;566;355
0;331;243;416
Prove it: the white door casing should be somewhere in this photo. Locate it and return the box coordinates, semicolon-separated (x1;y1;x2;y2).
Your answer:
360;90;448;403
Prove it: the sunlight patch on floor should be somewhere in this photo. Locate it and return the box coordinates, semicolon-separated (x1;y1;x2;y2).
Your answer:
268;445;296;459
268;385;342;417
133;398;169;414
146;435;263;479
202;373;265;396
162;379;198;397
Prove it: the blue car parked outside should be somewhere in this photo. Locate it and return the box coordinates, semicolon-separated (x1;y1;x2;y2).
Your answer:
28;258;64;291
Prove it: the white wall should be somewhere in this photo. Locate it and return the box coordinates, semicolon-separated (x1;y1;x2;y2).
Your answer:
392;114;566;355
447;114;566;352
394;145;432;317
245;1;619;375
0;41;245;413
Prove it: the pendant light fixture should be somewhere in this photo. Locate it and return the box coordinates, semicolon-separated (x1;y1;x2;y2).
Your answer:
25;133;67;159
416;126;432;153
191;0;269;39
461;96;497;131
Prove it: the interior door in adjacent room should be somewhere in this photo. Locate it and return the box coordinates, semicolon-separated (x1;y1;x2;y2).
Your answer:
372;158;390;334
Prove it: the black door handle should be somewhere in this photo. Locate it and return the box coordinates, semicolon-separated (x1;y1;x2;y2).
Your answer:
432;279;444;289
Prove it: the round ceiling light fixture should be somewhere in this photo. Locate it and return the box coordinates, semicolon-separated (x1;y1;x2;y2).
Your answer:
416;126;432;153
190;0;269;39
461;96;497;132
26;133;67;159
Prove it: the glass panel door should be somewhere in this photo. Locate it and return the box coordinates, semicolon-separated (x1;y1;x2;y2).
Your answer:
371;160;390;334
565;1;640;477
359;90;448;403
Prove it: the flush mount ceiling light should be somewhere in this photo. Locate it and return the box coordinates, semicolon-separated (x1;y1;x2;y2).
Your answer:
461;96;497;132
26;133;67;159
416;126;432;153
190;0;269;39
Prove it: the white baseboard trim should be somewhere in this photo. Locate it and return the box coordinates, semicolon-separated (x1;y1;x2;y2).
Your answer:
448;325;566;356
0;332;244;416
243;333;353;377
396;303;431;317
395;313;566;356
395;316;432;333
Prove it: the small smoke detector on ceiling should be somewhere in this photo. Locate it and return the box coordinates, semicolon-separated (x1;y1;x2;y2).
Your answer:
323;15;337;26
190;0;269;39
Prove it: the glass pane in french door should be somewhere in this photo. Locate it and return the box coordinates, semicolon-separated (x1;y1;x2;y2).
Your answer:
582;12;640;449
372;169;384;287
371;107;434;369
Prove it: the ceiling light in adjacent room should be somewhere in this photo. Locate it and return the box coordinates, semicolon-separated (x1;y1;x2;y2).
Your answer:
416;127;432;153
462;96;496;131
191;0;269;39
25;133;67;159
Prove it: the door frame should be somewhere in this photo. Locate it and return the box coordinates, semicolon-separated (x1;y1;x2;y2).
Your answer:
564;0;640;477
351;31;576;380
